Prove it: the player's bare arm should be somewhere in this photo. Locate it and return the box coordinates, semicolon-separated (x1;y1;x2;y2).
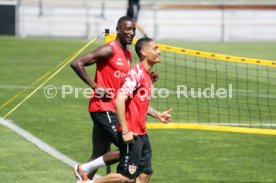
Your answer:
147;107;173;123
115;91;137;144
71;44;113;97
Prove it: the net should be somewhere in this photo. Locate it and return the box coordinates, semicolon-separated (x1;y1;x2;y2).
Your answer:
106;34;276;128
1;34;276;183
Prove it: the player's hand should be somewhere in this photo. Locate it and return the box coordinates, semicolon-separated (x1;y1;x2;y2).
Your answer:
93;85;113;100
150;70;159;83
122;131;137;144
157;108;173;124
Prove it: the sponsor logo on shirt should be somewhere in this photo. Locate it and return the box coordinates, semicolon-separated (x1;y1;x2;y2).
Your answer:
114;71;127;78
138;87;151;101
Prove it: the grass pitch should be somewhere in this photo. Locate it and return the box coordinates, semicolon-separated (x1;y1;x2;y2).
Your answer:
1;36;276;182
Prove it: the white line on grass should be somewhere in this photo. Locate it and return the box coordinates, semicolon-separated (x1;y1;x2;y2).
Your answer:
0;118;77;166
0;118;101;178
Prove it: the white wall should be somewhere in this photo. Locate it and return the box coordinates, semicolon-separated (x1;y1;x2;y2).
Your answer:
17;0;276;41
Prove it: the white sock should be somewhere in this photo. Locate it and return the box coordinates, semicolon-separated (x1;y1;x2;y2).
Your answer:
81;156;106;174
77;180;94;183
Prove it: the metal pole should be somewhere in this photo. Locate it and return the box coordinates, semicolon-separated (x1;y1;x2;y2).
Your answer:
221;0;225;42
38;0;43;16
153;0;157;40
105;28;111;175
100;0;105;19
106;147;111;174
17;0;25;37
85;0;90;39
15;0;20;36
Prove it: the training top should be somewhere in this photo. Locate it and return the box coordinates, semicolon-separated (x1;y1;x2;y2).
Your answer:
117;62;152;135
89;40;132;112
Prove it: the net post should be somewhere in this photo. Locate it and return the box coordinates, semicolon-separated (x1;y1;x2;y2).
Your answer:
106;146;111;174
104;29;110;44
104;28;112;174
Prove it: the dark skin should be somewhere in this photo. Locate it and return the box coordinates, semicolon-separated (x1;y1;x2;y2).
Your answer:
71;19;158;180
71;20;136;99
71;19;136;179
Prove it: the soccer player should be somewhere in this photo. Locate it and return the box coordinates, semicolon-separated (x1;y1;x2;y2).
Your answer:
78;38;172;183
127;0;148;38
71;16;136;180
115;37;172;183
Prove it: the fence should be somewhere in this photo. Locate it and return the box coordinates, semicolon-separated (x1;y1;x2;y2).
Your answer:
12;0;276;41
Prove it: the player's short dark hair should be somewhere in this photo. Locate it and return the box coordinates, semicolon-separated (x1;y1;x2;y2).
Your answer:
135;37;153;58
117;16;135;27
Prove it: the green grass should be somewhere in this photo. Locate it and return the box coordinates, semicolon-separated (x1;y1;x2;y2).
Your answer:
1;36;276;182
0;125;73;182
150;129;276;182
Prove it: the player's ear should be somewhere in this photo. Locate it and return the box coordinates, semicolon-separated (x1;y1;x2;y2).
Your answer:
141;48;147;57
116;26;119;34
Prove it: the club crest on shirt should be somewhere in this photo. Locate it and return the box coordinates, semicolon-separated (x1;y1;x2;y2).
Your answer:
128;164;137;175
116;57;123;65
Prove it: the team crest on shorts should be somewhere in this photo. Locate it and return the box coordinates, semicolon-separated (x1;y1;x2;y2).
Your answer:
128;164;137;175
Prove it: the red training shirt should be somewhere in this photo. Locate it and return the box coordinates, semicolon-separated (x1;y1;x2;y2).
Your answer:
89;40;132;112
117;63;152;135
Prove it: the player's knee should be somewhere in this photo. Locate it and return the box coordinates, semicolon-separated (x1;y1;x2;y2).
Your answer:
110;150;120;159
103;150;120;165
137;173;151;183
